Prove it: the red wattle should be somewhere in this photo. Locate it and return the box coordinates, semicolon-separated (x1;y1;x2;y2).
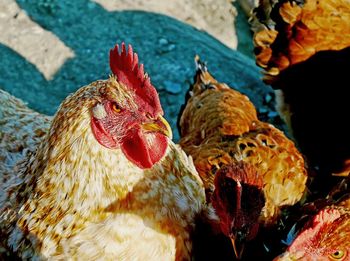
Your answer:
121;129;168;169
91;117;118;149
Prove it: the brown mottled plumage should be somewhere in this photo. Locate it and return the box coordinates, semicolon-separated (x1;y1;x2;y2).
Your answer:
179;57;307;223
252;0;350;79
0;44;206;260
178;57;307;257
252;0;350;178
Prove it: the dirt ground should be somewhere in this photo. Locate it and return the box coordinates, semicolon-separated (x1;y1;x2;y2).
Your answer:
0;0;238;80
0;0;281;141
93;0;238;49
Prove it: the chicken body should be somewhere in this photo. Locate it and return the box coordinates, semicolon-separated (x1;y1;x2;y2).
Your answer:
274;192;350;261
179;57;307;224
0;89;51;182
252;0;350;178
178;58;307;257
0;44;206;260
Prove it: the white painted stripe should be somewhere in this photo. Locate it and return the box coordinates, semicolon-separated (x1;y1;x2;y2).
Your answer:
0;0;74;80
93;0;237;49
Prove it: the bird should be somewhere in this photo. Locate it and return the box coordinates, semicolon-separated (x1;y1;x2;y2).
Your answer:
274;178;350;260
0;89;51;183
0;43;206;260
178;56;308;258
251;0;350;180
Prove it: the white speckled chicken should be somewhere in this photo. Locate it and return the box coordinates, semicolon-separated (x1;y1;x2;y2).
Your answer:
0;43;206;260
0;89;51;186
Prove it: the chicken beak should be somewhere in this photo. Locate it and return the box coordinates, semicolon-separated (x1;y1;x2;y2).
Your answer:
230;235;245;260
141;115;173;140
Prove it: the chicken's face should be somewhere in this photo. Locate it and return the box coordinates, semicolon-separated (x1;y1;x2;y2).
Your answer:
89;43;172;169
212;163;265;259
91;85;171;169
274;207;350;261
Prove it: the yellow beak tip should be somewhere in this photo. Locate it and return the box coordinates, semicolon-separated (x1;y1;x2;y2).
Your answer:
142;115;173;140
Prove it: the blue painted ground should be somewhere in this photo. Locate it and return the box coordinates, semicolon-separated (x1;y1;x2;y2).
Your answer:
0;0;282;140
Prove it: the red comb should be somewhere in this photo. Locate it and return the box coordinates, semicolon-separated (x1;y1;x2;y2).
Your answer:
109;43;163;116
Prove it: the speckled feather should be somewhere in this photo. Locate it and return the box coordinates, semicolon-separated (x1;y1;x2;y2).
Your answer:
252;0;350;82
0;53;206;259
0;90;51;185
179;59;307;225
251;0;350;177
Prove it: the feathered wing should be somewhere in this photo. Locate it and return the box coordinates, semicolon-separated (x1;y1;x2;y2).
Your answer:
0;89;51;184
0;89;51;258
179;60;307;224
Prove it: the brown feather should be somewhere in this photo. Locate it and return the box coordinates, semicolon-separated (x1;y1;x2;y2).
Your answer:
179;57;307;226
252;0;350;83
252;0;350;182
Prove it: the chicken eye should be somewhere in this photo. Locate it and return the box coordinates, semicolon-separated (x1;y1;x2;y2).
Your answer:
202;83;217;90
207;84;217;90
112;102;122;113
330;250;345;260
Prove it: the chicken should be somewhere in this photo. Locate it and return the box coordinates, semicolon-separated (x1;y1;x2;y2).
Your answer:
0;89;51;184
274;178;350;261
0;43;206;260
178;56;307;258
275;205;350;260
251;0;350;178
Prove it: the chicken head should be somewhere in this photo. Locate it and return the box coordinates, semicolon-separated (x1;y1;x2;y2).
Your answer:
274;207;350;261
212;162;265;258
91;43;172;169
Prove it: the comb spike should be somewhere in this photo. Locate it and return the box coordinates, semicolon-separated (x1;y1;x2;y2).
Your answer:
132;53;138;70
126;44;133;67
109;42;163;116
138;64;145;80
144;76;151;87
121;42;126;57
115;44;120;55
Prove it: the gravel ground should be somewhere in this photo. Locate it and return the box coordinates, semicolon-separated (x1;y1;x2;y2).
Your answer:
0;0;283;141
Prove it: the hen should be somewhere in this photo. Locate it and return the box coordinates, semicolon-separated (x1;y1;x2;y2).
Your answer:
0;89;51;183
0;43;206;260
178;57;307;258
274;178;350;261
252;0;350;179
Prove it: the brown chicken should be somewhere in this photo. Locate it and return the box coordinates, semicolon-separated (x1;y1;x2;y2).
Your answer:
275;205;350;260
0;43;206;260
252;0;350;179
274;178;350;260
178;57;307;258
